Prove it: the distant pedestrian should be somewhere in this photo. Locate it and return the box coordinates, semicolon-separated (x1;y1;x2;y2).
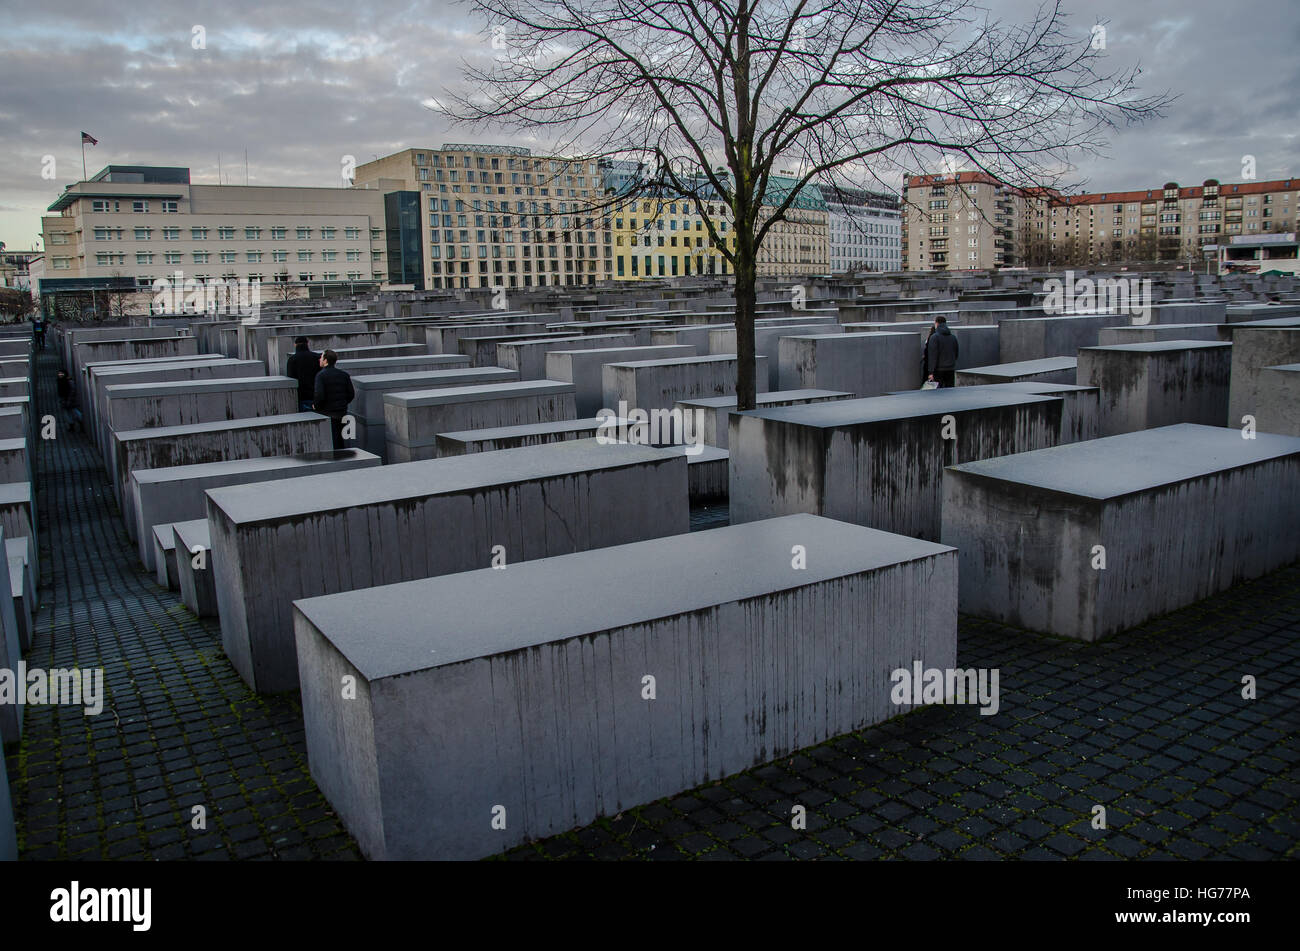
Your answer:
312;349;354;451
925;315;959;388
32;317;46;351
285;335;320;412
56;369;83;432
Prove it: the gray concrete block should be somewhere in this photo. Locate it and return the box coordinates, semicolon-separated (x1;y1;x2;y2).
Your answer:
335;354;471;375
674;389;853;450
602;354;768;415
1227;326;1300;427
351;367;519;458
957;357;1078;386
1077;341;1233;436
942;424;1300;641
711;324;843;389
546;345;696;417
0;735;16;858
1098;323;1232;345
497;334;636;380
112;413;332;539
998;313;1130;363
293;514;956;859
777;332;915;396
153;523;179;590
729;389;1067;540
208;439;690;693
435;417;616;455
383;381;576;462
1255;363;1300;436
174;520;218;617
0;526;22;744
132;449;381;571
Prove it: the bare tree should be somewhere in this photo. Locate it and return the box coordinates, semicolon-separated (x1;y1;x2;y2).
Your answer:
444;0;1170;408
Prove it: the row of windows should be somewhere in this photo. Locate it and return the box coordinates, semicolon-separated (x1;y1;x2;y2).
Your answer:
91;225;375;241
93;250;381;266
90;199;179;214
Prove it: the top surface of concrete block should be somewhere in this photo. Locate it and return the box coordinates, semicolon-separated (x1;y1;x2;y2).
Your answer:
294;513;953;680
677;389;852;409
438;417;605;441
133;448;379;484
962;357;1079;375
208;439;675;523
105;376;295;396
173;519;211;549
0;482;32;505
115;412;321;442
947;423;1300;500
383;379;573;408
741;388;1057;428
1080;341;1232;354
607;354;742;369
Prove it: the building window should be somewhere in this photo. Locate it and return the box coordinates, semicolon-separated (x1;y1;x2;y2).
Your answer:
296;227;312;240
272;250;288;262
220;251;237;264
321;227;336;240
161;200;178;213
165;252;182;265
271;227;286;240
247;251;263;263
136;252;154;264
345;227;361;240
193;252;210;263
298;250;312;261
133;201;149;213
245;227;261;240
162;227;180;240
192;227;208;240
133;227;152;240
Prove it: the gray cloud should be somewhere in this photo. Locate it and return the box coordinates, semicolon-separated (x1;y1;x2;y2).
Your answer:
3;0;1297;248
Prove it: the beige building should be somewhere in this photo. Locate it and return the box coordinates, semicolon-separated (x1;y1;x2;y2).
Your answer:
41;165;393;316
355;146;606;290
904;170;1300;270
902;172;1022;271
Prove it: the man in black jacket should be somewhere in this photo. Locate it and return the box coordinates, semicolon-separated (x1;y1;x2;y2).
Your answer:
925;316;959;388
285;336;320;412
313;349;355;451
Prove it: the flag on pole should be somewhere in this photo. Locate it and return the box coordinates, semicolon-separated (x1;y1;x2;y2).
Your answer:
81;131;98;146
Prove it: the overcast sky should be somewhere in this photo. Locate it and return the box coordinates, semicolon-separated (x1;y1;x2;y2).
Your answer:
2;0;1297;249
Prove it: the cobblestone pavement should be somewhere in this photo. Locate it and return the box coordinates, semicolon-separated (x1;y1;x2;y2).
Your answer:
8;346;1299;861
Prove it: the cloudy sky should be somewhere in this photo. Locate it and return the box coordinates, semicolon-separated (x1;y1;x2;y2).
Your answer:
2;0;1297;249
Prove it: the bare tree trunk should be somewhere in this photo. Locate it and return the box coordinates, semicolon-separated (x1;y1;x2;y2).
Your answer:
734;252;758;411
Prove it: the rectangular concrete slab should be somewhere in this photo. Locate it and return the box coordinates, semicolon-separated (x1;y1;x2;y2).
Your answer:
941;424;1300;640
293;514;956;860
208;439;690;692
1077;341;1233;436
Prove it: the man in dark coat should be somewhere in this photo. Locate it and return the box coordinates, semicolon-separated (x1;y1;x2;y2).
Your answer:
925;316;959;388
312;349;355;451
285;336;320;412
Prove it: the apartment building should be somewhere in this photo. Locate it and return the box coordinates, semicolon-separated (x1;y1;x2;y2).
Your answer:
41;165;395;313
904;170;1300;270
1037;178;1300;266
354;146;606;290
902;172;1023;271
824;186;901;273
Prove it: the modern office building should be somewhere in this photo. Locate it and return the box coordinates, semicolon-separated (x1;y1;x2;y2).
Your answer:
40;165;400;315
823;186;901;273
354;146;606;289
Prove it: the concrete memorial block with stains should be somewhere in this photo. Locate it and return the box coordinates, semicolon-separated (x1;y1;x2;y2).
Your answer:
1226;325;1300;428
956;357;1078;387
293;514;956;860
1077;341;1233;436
941;424;1300;641
350;367;519;458
1254;363;1300;436
383;380;576;462
131;448;381;570
602;354;768;416
174;520;219;618
711;323;842;389
112;413;332;539
674;389;853;450
777;332;916;396
546;345;696;417
208;439;689;693
729;388;1066;541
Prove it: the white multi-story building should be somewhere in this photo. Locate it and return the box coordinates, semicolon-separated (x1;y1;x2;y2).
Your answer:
825;187;901;273
41;165;397;315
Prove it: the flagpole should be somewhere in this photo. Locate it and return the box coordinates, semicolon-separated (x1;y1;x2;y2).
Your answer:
81;137;86;181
